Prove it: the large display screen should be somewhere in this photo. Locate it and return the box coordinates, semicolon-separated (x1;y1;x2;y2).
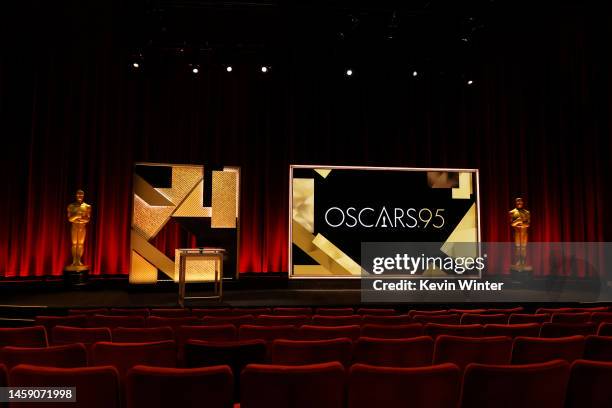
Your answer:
289;165;480;279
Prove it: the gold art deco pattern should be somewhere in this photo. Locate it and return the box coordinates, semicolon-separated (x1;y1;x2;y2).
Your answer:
130;164;239;284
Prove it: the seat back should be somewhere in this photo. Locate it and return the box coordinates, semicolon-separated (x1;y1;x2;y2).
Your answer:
34;315;87;332
355;308;396;315
482;323;541;338
508;313;551;324
0;326;48;348
271;338;352;366
353;336;434;367
241;362;345;408
360;323;424;339
565;359;612;408
433;335;512;371
583;335;612;362
551;312;591;324
314;307;354;316
407;310;449;318
485;307;524;314
9;364;120;408
255;314;309;326
361;314;413;325
146;316;199;329
512;336;585;364
461;313;508;325
88;315;146;329
310;315;363;326
590;312;612;325
52;326;111;346
298;325;360;341
200;315;256;327
540;322;597;338
348;363;460;408
109;308;150;317
112;327;174;343
149;309;191;317
424;323;483;339
598;322;612;336
413;314;461;325
91;341;177;378
239;325;297;342
126;365;233;408
68;308;108;315
461;360;570;408
272;307;312;316
0;343;87;369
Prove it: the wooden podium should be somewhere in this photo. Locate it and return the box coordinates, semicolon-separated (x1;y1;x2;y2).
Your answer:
177;248;225;307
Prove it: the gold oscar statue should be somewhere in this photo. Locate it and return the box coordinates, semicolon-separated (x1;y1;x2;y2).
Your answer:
65;189;92;272
509;197;532;271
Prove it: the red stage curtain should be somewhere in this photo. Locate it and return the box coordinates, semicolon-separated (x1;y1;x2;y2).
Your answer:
0;3;610;277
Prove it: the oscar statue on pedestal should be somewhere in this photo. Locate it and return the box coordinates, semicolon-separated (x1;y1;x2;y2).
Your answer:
509;197;532;272
65;189;91;283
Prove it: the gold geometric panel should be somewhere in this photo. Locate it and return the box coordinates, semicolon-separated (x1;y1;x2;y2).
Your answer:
441;203;478;258
311;233;362;276
132;195;175;241
131;231;176;279
211;171;237;228
129;250;158;284
452;172;473;199
224;167;241;217
315;169;332;178
292;178;315;233
172;180;211;217
133;175;174;206
157;166;203;206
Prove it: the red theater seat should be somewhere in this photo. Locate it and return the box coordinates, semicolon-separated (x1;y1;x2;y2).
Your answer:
311;315;363;326
574;306;609;312
298;324;361;341
255;314;309;326
112;327;174;343
483;323;541;338
149;308;191;317
355;308;396;315
51;326;111;346
536;307;574;314
272;307;312;316
361;314;413;325
191;308;232;317
315;307;354;316
0;344;87;369
565;359;612;408
0;326;48;348
424;323;483;338
233;308;272;316
433;335;512;371
91;341;176;378
508;313;551;324
9;364;120;408
201;315;256;327
590;312;612;325
348;363;461;408
146;316;199;329
34;315;87;331
598;322;612;336
353;336;434;367
68;308;108;315
241;362;345;408
184;339;266;400
583;335;612;362
126;365;233;408
88;315;146;329
271;338;352;366
360;323;424;339
460;360;570;408
239;325;297;342
407;309;449;318
512;336;585;364
176;325;237;360
413;314;461;324
551;312;591;323
485;307;524;314
449;308;487;314
109;308;150;317
540;322;597;338
461;313;508;325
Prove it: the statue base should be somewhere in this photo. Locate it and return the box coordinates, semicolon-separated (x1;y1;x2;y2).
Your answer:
64;265;90;287
509;264;533;284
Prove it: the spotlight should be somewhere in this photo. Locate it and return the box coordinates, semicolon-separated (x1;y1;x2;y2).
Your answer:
346;69;353;76
226;65;233;72
132;62;140;69
191;64;200;74
261;66;268;73
412;70;418;77
467;79;474;85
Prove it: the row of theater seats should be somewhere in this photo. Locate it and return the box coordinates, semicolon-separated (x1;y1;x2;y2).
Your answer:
1;358;611;407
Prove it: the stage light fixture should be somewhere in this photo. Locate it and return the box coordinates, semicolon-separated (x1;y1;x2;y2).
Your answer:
346;69;353;76
226;65;233;72
132;62;140;69
261;66;268;73
467;79;474;85
412;70;418;77
192;67;199;74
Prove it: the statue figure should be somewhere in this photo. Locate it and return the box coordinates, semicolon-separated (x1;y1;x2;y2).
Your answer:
66;189;91;269
509;197;530;269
